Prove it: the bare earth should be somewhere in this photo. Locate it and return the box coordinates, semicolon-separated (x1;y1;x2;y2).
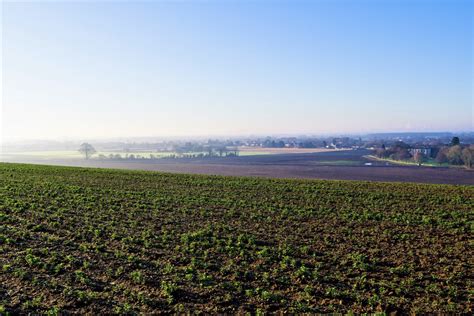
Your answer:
3;150;473;185
237;146;338;154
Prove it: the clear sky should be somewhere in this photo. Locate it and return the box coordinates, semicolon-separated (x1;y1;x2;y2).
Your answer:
1;0;473;141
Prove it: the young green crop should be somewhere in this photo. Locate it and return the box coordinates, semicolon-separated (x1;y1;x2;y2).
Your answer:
0;163;472;313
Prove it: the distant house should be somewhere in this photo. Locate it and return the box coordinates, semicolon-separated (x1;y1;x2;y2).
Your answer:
409;147;432;157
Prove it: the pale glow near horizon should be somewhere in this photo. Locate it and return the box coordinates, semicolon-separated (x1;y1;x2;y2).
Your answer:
1;1;473;142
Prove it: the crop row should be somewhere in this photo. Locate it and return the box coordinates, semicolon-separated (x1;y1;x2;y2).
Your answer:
0;163;472;313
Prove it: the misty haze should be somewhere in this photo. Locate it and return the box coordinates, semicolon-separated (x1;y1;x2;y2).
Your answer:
1;0;472;314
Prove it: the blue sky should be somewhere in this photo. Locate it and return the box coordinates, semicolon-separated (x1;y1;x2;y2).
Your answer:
2;0;472;140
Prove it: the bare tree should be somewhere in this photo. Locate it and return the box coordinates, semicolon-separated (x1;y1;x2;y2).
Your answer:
447;145;463;165
435;147;448;164
413;151;425;166
217;146;228;157
461;145;474;169
78;143;96;160
391;148;411;161
375;147;388;158
232;147;239;156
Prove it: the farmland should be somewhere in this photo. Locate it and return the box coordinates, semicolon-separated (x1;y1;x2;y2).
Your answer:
1;163;473;313
2;150;473;185
0;148;335;161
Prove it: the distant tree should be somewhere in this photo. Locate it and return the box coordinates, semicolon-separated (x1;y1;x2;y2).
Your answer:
217;146;228;157
225;147;239;156
447;145;463;165
461;145;474;169
206;146;214;157
78;143;96;160
413;151;425;166
173;145;185;156
300;141;316;149
451;137;460;146
391;148;411;161
435;147;448;164
375;148;387;158
393;141;410;150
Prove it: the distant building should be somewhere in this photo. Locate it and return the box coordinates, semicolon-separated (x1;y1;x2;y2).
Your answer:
410;147;432;157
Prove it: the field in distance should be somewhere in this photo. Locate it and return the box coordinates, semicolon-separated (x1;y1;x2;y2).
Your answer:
237;147;338;155
0;163;472;313
0;147;336;161
3;149;471;185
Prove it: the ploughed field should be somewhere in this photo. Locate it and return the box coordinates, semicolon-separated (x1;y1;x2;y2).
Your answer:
0;163;473;313
4;150;473;185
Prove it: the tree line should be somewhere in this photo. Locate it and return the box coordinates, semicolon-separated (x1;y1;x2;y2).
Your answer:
78;143;239;160
375;137;474;168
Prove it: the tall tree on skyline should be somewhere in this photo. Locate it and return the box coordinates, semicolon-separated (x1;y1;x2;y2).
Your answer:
78;143;96;160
